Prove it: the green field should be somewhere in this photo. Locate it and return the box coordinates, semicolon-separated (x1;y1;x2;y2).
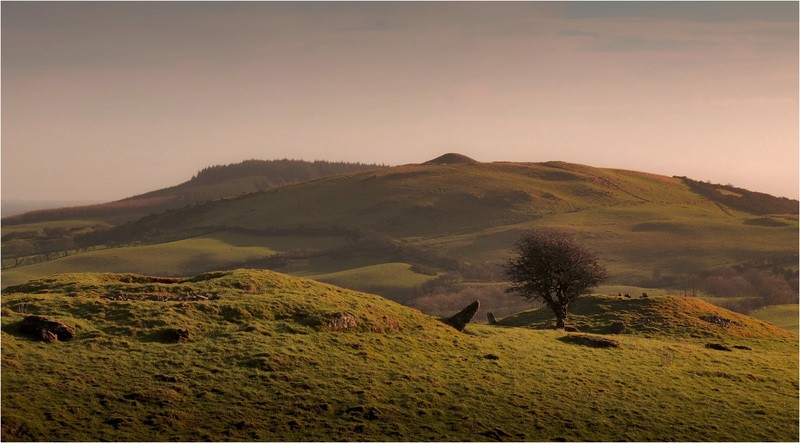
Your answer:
2;269;798;441
1;232;346;288
750;304;799;331
311;262;439;291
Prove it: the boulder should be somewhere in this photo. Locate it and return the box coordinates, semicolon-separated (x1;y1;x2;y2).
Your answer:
19;315;75;343
487;312;498;325
324;313;357;332
445;300;480;332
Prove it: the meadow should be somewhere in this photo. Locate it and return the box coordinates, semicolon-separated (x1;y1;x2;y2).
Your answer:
2;269;797;441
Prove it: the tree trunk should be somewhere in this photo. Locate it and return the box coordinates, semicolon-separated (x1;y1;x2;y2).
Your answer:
555;305;568;329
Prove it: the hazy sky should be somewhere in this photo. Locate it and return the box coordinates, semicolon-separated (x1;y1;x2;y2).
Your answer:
3;1;798;202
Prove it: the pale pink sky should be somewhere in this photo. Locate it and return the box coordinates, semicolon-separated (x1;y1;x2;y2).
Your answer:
3;2;798;201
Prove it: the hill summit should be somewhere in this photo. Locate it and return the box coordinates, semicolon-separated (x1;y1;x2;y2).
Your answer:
422;153;479;165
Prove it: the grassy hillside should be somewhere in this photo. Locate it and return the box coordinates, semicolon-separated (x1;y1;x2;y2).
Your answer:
2;159;385;226
749;304;799;331
2;269;797;441
3;158;797;315
498;294;790;340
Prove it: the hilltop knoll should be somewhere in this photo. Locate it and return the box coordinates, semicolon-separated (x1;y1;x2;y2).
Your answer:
498;294;789;340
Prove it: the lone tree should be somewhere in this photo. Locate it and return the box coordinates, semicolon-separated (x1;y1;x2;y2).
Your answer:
504;230;607;329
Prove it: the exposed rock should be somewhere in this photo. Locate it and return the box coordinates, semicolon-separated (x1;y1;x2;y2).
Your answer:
641;292;649;298
445;300;480;332
733;345;753;351
559;334;620;348
484;354;500;360
487;312;498;325
705;343;733;352
564;326;579;332
19;315;75;342
609;321;626;334
324;313;357;332
700;315;734;328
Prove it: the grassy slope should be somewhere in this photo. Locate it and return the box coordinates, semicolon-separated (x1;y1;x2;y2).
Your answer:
3;161;796;299
311;262;439;290
165;161;799;280
2;270;797;441
498;294;790;340
1;233;346;288
749;304;799;331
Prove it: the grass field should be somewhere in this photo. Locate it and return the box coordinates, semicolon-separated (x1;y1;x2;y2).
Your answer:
2;269;797;441
311;262;439;291
749;304;799;331
1;232;346;289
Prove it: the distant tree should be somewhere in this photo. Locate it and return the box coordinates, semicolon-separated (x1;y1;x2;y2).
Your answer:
504;230;607;329
4;239;36;267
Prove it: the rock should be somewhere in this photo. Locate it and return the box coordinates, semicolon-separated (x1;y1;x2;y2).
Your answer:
324;313;357;332
733;345;753;351
641;292;648;298
609;321;626;334
484;354;500;360
287;420;300;430
487;312;498;325
623;294;631;298
564;326;578;332
19;315;75;342
559;334;621;348
445;300;480;332
700;315;733;328
705;343;732;352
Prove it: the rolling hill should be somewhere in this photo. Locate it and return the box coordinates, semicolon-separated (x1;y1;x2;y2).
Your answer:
2;269;797;441
2;159;386;226
3;155;797;316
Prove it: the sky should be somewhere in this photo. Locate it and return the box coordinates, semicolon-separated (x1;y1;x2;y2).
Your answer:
2;1;798;202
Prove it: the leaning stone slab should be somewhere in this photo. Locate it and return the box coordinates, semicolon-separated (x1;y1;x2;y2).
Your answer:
445;300;480;332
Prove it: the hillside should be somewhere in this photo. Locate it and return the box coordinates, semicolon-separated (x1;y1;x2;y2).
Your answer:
3;157;797;316
2;269;797;441
2;159;385;225
498;294;789;340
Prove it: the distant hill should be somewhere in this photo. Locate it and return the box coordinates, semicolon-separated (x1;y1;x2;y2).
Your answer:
2;159;386;225
3;156;797;313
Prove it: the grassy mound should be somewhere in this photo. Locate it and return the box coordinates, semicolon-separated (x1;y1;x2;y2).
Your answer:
2;270;797;441
497;294;790;340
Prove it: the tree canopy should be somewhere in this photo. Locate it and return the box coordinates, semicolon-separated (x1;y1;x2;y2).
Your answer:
504;230;607;329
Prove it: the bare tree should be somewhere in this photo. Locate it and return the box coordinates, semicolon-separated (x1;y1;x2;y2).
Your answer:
504;230;607;329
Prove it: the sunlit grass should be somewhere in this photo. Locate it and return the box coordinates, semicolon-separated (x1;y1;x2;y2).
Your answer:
2;270;797;441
